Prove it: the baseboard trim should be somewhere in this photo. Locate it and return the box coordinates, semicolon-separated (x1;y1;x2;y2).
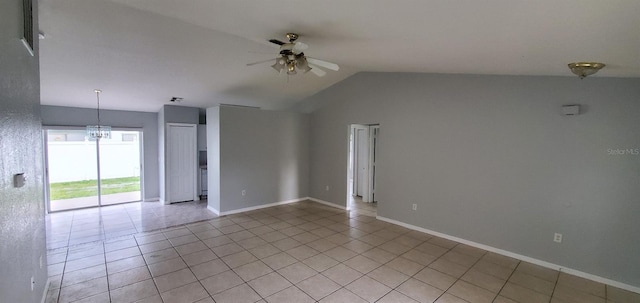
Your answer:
217;198;308;216
376;215;640;294
207;205;220;216
143;197;160;202
308;197;348;210
40;277;51;303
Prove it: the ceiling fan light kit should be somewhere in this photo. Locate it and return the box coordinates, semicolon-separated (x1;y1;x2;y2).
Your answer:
568;62;605;79
249;33;339;77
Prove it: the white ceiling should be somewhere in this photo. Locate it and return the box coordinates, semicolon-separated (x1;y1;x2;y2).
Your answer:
39;0;640;113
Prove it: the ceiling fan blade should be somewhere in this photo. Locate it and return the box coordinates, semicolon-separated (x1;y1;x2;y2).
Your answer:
248;50;275;54
308;64;326;77
292;41;308;54
307;58;339;71
246;58;275;66
268;39;286;46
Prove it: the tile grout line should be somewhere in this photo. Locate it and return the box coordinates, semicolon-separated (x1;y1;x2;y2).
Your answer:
491;259;521;303
101;241;111;303
133;233;166;302
548;267;562;303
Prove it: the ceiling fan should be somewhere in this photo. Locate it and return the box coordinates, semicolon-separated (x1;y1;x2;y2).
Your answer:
247;33;339;77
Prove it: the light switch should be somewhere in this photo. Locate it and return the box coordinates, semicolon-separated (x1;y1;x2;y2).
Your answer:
14;173;26;188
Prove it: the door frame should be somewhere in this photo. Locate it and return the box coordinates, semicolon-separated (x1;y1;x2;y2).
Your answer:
347;124;379;205
165;123;198;204
368;125;379;203
42;126;144;213
350;124;370;202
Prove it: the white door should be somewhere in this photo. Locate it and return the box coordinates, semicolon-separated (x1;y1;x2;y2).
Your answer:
356;128;369;197
167;124;197;203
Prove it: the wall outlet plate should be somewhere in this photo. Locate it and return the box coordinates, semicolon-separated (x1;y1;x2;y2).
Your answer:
554;233;563;243
412;204;417;211
14;173;26;188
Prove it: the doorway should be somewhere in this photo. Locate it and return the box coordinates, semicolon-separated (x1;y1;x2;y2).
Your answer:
44;128;143;212
347;124;379;216
166;123;198;204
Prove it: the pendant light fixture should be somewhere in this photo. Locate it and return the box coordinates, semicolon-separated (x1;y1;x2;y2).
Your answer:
86;89;111;139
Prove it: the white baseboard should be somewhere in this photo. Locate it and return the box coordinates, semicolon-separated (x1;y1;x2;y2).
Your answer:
308;197;348;210
143;197;160;202
207;205;220;216
40;277;51;303
216;197;308;216
376;215;640;294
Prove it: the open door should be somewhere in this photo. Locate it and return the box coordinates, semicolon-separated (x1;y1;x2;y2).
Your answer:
349;124;379;203
369;125;379;203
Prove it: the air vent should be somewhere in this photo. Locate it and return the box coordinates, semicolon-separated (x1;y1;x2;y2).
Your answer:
170;97;183;103
21;0;34;56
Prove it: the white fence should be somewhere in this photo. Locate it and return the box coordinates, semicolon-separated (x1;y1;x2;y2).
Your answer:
47;141;140;183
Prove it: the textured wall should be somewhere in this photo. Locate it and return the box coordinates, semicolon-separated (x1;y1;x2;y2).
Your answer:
40;105;159;200
305;72;640;288
0;0;48;302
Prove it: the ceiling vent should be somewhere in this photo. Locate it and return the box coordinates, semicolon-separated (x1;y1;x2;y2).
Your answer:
170;97;183;103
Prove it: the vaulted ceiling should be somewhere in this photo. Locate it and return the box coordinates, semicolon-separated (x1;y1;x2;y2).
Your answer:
39;0;640;112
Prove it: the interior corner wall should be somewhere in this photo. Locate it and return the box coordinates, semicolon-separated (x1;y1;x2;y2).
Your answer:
40;106;160;200
0;0;48;302
218;106;309;213
206;107;220;212
305;72;640;288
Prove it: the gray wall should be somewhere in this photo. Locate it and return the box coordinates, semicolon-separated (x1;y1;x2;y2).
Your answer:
304;72;640;288
215;106;309;213
159;104;199;202
0;0;48;302
41;105;160;200
163;104;199;124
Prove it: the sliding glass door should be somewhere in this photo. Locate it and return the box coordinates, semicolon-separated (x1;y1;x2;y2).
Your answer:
44;128;142;212
99;130;142;205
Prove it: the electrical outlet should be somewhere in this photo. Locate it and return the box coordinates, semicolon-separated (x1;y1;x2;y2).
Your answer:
39;255;43;269
241;190;246;196
325;186;329;191
30;276;34;291
412;204;417;211
554;233;562;243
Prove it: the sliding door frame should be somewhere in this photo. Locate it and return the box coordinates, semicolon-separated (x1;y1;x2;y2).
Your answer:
43;126;144;213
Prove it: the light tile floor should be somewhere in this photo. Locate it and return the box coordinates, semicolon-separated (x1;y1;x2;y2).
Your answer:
349;195;377;217
44;200;640;303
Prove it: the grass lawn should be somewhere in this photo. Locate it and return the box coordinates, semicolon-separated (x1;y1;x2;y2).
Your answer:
50;176;140;200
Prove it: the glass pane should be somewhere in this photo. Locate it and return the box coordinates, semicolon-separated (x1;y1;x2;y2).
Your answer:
98;130;142;205
47;129;99;211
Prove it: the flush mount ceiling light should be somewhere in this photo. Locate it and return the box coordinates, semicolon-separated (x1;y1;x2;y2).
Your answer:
568;62;605;79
